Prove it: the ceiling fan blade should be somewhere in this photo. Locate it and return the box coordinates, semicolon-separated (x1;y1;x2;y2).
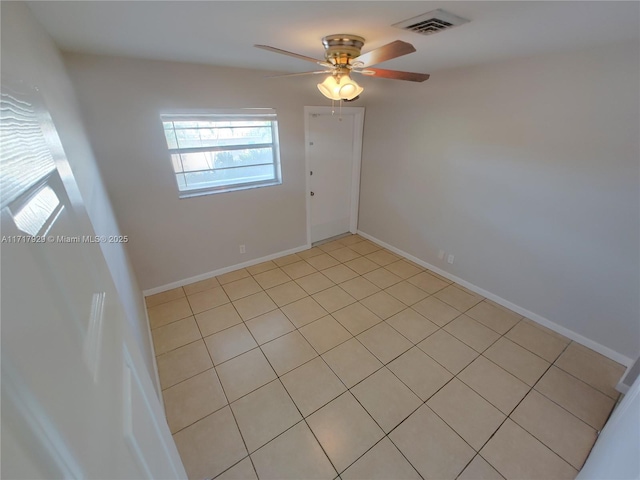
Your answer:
355;40;416;68
255;44;324;65
362;67;430;82
267;71;331;78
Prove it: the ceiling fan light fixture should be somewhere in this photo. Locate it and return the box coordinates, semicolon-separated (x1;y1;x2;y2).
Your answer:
317;74;363;101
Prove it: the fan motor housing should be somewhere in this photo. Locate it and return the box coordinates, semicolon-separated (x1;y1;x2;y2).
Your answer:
322;34;365;65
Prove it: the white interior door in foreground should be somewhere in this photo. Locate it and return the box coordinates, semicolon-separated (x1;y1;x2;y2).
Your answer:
306;107;364;244
0;81;185;479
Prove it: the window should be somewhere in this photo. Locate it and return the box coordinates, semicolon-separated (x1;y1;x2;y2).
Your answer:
160;109;282;197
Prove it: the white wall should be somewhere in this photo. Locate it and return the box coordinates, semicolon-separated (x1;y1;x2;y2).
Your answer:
1;2;157;386
359;41;639;361
63;53;326;291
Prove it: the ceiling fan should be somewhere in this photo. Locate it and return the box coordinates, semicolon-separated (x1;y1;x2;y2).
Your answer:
255;34;430;101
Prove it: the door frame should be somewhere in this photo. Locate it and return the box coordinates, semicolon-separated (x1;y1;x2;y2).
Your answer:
304;105;365;246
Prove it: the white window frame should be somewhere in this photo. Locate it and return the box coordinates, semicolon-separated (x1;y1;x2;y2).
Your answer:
160;109;282;198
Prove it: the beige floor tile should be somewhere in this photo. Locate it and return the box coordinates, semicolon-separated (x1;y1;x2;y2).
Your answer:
188;286;231;314
521;317;571;342
418;329;478;374
385;281;429;306
152;317;201;355
261;331;317;375
466;301;521;334
357;322;413;364
217;268;251;285
406;271;449;294
195;303;243;337
216;348;277;402
297;246;324;259
349;240;382;256
157;340;213;389
295;271;335;295
555;342;625;399
318;239;346;253
365;249;400;266
273;253;303;267
253;268;292;289
444;315;501;353
148;297;193;329
281;357;346;417
251;421;336;480
333;302;382;335
300;316;352;354
390;405;475;480
345;257;380;275
233;291;277;320
266;281;308;307
364;268;403;289
535;366;615;429
480;419;577;479
222;277;262;301
434;285;483;312
339;276;381;300
511;390;597;469
388;347;453;401
338;234;365;246
145;287;185;308
281;260;318;280
322;264;359;284
183;278;221;296
215;458;257;480
245;309;295;345
231;380;302;453
412;296;461;326
281;296;328;328
322;338;383;388
306;253;341;270
173;406;247;479
484;338;550;386
458;455;504;480
163;369;227;433
360;291;406;319
328;246;362;263
458;356;530;415
427;378;505;450
505;320;569;362
313;286;357;313
387;308;438;344
384;260;422;279
342;438;421;480
351;368;422;433
205;324;258;365
246;260;278;275
307;392;385;473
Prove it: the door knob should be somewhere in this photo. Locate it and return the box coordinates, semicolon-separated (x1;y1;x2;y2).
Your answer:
310;191;315;196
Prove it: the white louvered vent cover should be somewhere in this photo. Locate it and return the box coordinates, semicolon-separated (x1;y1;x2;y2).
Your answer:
393;9;470;35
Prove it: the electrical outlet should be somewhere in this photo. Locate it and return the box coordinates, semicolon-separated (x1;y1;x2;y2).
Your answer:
438;250;445;260
239;244;246;254
447;254;454;264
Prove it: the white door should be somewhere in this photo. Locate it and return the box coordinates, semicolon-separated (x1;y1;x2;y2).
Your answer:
305;106;364;244
577;374;640;480
0;81;185;479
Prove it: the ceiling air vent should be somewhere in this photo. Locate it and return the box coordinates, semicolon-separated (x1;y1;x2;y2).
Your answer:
393;9;470;36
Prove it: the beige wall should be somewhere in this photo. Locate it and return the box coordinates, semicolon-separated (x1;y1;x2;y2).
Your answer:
63;54;326;291
359;41;640;360
1;2;157;383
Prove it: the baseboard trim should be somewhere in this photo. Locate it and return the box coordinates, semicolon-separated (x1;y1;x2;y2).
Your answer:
357;230;633;367
142;243;311;296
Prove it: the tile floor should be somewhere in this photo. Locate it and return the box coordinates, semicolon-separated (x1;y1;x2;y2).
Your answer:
145;235;626;480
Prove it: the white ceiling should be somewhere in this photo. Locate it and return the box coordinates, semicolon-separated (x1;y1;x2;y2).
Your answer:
28;1;639;74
